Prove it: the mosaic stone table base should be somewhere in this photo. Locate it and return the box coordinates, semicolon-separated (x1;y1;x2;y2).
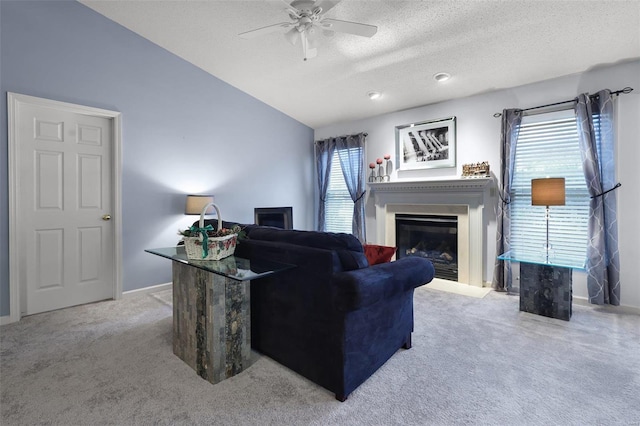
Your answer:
172;260;251;384
520;263;572;321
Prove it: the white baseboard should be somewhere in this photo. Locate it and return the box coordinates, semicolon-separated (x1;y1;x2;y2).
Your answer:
0;315;14;326
123;282;172;298
1;282;173;326
573;296;640;315
5;282;635;323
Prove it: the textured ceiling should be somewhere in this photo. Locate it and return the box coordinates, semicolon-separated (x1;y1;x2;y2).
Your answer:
80;0;640;129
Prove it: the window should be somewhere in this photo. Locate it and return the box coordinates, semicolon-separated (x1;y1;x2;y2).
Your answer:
510;109;590;263
323;148;361;234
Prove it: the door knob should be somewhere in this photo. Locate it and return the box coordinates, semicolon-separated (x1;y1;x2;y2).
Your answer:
102;214;111;221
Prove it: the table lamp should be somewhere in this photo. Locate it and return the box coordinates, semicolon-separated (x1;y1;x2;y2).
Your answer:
531;178;565;261
185;195;214;215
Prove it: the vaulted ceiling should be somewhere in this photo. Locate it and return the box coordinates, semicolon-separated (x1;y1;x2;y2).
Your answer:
80;0;640;128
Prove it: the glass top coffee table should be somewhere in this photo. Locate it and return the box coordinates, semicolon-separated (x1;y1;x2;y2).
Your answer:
497;249;586;271
145;246;294;281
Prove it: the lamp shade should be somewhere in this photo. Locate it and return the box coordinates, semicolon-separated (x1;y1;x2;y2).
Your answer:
531;178;565;206
185;195;214;215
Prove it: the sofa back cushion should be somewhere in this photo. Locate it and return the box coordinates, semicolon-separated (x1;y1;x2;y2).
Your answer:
246;227;369;271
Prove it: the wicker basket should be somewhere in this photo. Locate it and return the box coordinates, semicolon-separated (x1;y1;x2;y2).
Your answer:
183;202;237;260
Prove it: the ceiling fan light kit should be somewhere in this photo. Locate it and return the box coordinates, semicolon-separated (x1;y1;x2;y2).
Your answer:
239;0;378;61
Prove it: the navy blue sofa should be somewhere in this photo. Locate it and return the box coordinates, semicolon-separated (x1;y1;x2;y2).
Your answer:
196;220;435;401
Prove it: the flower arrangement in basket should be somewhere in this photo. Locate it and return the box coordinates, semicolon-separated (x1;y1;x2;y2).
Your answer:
178;202;240;260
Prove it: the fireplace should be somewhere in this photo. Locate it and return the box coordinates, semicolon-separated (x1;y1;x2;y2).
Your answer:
369;178;491;287
396;214;458;281
254;207;293;229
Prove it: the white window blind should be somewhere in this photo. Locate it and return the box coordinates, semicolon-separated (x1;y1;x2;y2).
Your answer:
324;149;356;234
510;109;590;263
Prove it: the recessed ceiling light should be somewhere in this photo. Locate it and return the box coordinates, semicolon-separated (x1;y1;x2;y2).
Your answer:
367;91;382;100
433;72;451;82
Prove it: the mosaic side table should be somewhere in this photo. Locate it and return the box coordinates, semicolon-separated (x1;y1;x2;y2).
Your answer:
146;246;293;384
498;250;585;321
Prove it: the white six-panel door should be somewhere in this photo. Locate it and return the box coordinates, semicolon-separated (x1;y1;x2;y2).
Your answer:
13;98;116;316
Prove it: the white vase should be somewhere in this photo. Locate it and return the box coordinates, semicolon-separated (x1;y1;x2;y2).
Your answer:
385;159;393;177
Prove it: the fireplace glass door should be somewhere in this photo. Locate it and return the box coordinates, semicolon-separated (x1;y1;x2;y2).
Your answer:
395;214;458;281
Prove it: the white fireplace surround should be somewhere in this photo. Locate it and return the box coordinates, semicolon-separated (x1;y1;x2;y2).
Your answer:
369;178;492;287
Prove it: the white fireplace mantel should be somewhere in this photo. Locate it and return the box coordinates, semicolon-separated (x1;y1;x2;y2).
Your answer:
368;178;492;194
369;178;493;287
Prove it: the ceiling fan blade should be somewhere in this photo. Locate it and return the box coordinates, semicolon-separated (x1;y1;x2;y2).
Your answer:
314;0;341;14
266;0;301;17
238;22;293;39
320;18;377;37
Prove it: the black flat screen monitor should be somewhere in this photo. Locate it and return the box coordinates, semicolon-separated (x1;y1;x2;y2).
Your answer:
254;207;293;230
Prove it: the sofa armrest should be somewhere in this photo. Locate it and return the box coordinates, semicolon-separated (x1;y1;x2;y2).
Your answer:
331;257;435;312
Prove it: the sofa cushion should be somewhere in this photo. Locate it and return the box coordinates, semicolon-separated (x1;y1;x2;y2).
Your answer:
247;227;369;271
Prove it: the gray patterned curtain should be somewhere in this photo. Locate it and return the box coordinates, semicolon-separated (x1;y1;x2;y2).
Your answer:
575;90;621;305
336;133;366;242
492;109;523;292
315;139;336;232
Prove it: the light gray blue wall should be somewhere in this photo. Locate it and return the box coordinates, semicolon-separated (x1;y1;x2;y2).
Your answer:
0;0;314;317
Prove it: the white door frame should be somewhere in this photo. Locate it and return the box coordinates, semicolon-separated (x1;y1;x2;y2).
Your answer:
6;92;123;324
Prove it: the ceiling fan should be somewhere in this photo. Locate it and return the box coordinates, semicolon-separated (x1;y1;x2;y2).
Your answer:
238;0;378;61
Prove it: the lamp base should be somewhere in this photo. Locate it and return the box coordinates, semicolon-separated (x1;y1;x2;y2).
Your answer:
542;209;553;262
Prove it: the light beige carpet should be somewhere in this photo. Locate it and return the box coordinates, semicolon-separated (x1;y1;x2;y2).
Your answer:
1;285;639;425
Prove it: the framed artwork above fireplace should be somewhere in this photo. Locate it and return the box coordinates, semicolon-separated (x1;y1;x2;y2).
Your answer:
395;116;456;170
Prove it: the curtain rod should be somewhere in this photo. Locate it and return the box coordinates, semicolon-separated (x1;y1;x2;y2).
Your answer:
493;87;634;118
314;132;368;144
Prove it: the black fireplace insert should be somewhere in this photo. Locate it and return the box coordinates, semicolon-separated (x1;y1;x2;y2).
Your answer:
254;207;293;230
395;214;458;281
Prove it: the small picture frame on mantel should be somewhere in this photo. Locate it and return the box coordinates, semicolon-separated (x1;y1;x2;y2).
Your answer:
395;116;456;171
